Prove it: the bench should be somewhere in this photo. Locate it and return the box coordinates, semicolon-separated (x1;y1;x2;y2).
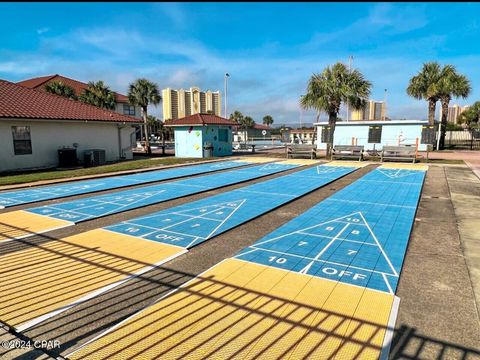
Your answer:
380;145;418;163
286;144;317;159
331;145;364;161
236;143;256;153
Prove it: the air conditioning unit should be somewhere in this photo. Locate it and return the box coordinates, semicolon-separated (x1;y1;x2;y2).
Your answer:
84;149;106;167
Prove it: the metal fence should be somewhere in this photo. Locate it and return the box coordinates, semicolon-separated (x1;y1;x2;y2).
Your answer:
444;130;480;150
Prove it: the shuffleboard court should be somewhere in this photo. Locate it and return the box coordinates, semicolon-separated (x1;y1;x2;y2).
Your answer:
0;160;251;209
0;160;308;330
69;164;426;360
0;161;297;242
104;162;360;249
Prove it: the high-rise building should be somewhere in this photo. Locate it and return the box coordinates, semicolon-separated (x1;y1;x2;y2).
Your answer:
162;87;221;121
350;100;386;121
439;104;470;125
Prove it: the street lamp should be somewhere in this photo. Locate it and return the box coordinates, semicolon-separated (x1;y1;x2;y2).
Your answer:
346;55;353;122
224;73;230;118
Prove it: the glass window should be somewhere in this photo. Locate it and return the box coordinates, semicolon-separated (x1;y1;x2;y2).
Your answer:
368;126;382;143
12;126;32;155
123;104;136;116
218;128;228;142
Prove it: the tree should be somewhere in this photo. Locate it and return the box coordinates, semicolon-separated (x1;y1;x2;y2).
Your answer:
300;62;371;156
79;81;116;110
128;79;161;155
436;66;471;149
229;110;244;124
406;62;444;126
44;81;77;100
263;115;274;126
458;101;480;128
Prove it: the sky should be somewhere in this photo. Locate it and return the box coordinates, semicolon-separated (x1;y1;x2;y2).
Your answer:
1;2;479;126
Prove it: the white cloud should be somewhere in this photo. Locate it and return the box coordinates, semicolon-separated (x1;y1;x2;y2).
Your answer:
36;27;49;35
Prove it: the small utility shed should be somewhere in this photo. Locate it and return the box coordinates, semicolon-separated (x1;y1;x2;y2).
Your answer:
314;120;438;151
0;80;141;173
166;113;235;158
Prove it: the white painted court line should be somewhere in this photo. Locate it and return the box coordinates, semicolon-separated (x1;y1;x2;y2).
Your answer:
64;258;233;358
234;257;392;296
253;212;362;247
188;199;247;247
242;246;398;278
0;222;75;243
358;212;398;277
235;189;295;197
380;296;401;360
300;223;350;274
296;232;377;246
324;198;416;209
15;248;188;332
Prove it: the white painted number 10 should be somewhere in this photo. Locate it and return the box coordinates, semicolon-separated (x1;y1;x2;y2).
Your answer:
269;256;287;264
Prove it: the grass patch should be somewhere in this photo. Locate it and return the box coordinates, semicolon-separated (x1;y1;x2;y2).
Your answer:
0;157;213;186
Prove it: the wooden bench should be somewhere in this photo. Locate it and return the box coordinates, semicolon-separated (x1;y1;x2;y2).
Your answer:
331;145;364;161
380;145;418;163
236;143;256;153
287;144;317;159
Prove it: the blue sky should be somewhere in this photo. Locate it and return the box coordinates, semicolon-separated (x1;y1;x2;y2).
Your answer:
1;2;479;125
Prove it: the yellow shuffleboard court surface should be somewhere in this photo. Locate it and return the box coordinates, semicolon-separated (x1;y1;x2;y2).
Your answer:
379;163;429;171
328;160;371;168
0;229;185;329
233;157;277;163
280;159;322;165
0;210;73;242
70;259;394;360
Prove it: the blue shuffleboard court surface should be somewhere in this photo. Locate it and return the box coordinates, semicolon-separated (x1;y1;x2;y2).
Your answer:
105;164;358;249
234;165;427;294
0;160;250;208
25;162;298;223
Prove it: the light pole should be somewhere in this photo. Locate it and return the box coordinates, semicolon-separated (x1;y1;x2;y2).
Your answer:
346;55;353;122
383;88;387;120
224;73;230;118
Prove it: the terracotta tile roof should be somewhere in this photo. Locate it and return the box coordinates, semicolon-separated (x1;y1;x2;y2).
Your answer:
17;74;129;102
165;113;236;126
0;80;141;123
232;123;273;130
253;123;272;130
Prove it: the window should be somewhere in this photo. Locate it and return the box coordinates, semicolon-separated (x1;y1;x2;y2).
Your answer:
368;126;382;143
12;126;32;155
123;104;136;116
321;126;333;143
421;125;436;144
218;128;228;142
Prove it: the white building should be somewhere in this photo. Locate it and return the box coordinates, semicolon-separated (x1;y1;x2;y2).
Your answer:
314;120;438;151
0;79;142;173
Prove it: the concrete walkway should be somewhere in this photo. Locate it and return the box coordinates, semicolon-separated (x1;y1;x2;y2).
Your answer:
391;164;480;359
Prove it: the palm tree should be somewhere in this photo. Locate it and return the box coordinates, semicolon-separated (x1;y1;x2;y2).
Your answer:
79;81;116;110
263;115;274;126
242;116;255;129
44;81;77;100
128;78;161;155
436;66;471;149
229;110;244;124
300;62;371;156
406;62;445;126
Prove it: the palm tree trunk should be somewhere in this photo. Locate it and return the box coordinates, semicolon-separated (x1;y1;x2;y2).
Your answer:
142;108;151;155
428;99;436;126
326;111;337;158
439;99;449;150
